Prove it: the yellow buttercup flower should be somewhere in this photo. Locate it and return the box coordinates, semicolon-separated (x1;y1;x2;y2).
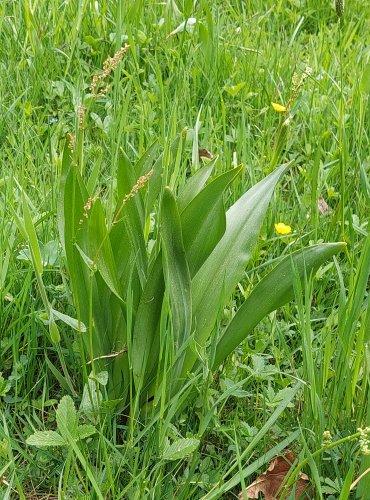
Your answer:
271;101;287;112
275;222;292;235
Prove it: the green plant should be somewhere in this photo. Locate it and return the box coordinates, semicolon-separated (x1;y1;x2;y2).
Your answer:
2;0;369;496
26;395;104;499
26;395;96;448
57;137;344;413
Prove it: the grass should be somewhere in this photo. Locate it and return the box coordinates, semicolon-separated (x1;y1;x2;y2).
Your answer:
0;0;370;498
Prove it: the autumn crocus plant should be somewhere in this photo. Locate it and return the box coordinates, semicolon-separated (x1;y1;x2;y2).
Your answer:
56;136;345;413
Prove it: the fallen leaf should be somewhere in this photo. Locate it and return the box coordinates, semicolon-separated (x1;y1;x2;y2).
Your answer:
318;196;330;215
198;148;213;160
239;451;310;500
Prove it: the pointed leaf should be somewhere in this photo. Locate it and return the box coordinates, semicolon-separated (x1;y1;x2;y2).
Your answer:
80;378;102;419
51;308;87;332
116;150;147;285
181;163;290;378
78;199;123;303
57;146;91;324
136;140;159;177
177;160;216;213
161;188;192;349
132;254;165;389
181;166;243;276
145;135;182;217
56;395;77;438
22;193;43;275
214;242;346;368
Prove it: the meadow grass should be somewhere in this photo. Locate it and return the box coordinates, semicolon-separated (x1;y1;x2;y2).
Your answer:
0;0;369;498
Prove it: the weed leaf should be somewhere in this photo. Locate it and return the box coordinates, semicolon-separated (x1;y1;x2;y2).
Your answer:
26;431;66;447
162;437;200;461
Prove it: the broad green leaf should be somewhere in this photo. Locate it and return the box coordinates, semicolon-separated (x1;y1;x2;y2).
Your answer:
57;145;91;325
338;463;355;500
51;308;87;332
177;160;215;213
181;166;243;276
57;144;86;255
78;199;123;303
161;188;192;350
56;396;77;438
26;431;66;447
180;163;290;378
74;243;96;270
162;437;200;461
22;193;43;275
132;255;165;390
214;242;345;368
75;424;96;441
116;150;147;285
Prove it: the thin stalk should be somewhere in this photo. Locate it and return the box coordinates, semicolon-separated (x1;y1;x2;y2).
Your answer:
283;431;362;493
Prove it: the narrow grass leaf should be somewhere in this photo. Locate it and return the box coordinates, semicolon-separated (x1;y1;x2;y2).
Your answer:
45;355;72;393
214;242;345;368
204;431;301;499
21;193;43;275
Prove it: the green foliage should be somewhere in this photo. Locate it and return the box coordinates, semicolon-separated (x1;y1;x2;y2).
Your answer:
58;143;344;410
26;396;96;447
162;437;200;461
0;373;11;398
1;0;369;497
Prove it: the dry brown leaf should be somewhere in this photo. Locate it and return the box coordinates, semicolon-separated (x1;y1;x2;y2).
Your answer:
198;148;213;160
318;196;330;215
239;451;310;500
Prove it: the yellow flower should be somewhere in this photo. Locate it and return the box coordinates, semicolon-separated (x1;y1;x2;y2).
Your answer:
271;101;287;112
275;222;292;235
